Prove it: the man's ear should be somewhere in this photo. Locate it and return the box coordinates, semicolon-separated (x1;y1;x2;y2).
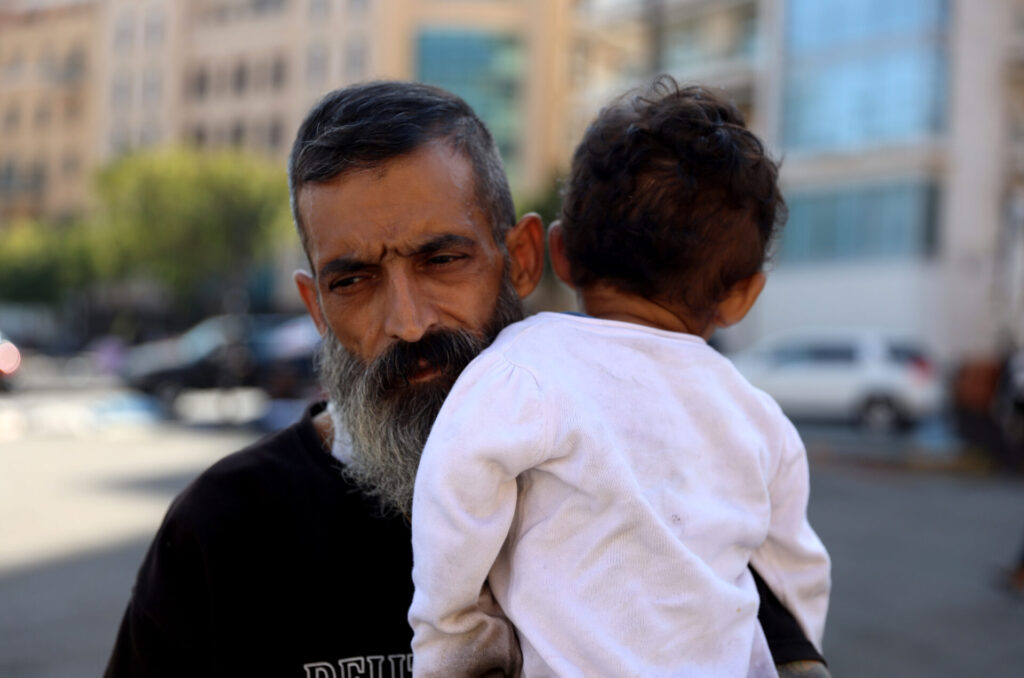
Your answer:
547;221;574;288
714;272;766;329
504;212;545;300
294;270;328;336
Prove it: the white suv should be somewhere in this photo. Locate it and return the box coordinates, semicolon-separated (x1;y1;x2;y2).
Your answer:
728;329;944;432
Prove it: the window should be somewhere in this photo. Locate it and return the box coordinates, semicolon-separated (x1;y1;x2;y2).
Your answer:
780;179;939;263
664;3;757;74
145;7;166;49
310;0;329;19
26;160;47;194
348;0;370;15
111;73;132;107
62;153;80;177
306;43;328;86
114;10;135;52
64;47;86;83
2;52;25;83
3;105;20;131
34;102;51;127
783;0;948;152
140;123;161;146
0;160;15;194
267;117;283;149
143;69;162;106
231;120;245;146
772;343;858;367
190;67;210;100
271;56;288;90
233;62;249;95
416;29;523;177
344;35;367;80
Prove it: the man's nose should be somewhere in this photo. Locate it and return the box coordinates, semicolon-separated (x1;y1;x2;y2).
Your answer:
382;270;439;344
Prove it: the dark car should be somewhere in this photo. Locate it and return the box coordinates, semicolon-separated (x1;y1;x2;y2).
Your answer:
122;314;317;409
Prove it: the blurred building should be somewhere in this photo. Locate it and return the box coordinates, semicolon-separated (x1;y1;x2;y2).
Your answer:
0;0;575;226
0;0;100;222
574;0;1024;364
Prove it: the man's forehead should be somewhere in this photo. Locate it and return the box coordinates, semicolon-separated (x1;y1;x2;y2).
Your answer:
297;147;492;264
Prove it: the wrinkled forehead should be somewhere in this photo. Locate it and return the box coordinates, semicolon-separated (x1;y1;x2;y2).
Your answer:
296;144;494;268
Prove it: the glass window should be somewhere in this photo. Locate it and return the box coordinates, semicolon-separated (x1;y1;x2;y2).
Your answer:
230;120;245;146
664;3;757;74
783;0;948;152
114;10;134;52
145;7;166;49
233;62;249;95
3;105;20;131
781;179;938;263
111;73;132;107
34;102;51;127
344;34;367;80
143;68;162;106
271;56;288;89
306;43;327;86
416;29;523;178
310;0;329;19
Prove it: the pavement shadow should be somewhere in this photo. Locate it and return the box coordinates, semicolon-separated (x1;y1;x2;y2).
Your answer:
0;536;151;678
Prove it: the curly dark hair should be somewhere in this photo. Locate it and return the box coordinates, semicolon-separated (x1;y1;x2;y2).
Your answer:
560;76;787;325
289;81;515;259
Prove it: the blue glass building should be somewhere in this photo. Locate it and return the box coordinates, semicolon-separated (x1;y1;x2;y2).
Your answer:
779;0;949;265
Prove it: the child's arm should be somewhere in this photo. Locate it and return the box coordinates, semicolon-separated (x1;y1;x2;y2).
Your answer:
408;356;548;678
749;411;831;651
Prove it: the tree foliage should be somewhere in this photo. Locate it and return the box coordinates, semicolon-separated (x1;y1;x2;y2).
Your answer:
91;148;292;310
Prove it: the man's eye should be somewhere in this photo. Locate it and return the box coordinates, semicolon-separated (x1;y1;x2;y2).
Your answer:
330;275;364;290
427;254;463;266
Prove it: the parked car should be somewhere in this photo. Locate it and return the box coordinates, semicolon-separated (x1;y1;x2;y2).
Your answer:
0;330;22;391
728;329;944;432
122;314;316;408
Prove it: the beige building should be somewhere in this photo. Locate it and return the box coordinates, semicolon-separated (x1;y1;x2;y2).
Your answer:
0;0;576;224
0;0;101;222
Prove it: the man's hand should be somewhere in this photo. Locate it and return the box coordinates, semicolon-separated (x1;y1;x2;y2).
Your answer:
777;660;832;678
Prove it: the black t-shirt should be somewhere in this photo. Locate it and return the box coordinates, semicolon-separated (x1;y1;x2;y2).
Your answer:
106;403;823;677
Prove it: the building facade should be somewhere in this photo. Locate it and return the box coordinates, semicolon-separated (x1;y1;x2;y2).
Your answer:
574;0;1024;364
0;0;101;222
0;0;575;225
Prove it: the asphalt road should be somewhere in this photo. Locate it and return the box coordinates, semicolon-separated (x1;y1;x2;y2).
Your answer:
1;387;1022;677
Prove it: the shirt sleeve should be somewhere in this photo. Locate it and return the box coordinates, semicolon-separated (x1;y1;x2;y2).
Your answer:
409;354;550;678
749;414;832;652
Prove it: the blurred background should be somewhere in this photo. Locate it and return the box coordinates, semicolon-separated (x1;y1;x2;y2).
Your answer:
1;0;1023;675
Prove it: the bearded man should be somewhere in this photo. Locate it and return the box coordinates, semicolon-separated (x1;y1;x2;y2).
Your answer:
106;81;830;678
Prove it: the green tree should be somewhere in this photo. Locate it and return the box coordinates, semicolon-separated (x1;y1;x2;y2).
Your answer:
0;218;93;304
92;148;291;314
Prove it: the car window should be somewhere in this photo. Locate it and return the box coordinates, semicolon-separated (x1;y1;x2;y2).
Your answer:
772;342;857;366
887;343;927;365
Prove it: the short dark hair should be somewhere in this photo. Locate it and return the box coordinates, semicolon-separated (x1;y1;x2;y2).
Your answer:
288;81;515;259
560;76;787;324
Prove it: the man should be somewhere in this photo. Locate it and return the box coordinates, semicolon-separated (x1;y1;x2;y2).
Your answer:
106;81;829;677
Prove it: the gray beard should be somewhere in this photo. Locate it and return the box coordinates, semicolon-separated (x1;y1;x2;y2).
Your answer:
316;274;524;517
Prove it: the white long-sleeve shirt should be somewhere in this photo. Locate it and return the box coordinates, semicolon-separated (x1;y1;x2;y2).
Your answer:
409;313;830;677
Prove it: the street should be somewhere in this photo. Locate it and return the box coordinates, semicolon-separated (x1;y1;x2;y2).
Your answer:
1;385;1022;677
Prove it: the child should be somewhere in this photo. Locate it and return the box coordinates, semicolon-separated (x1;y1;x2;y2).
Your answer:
408;77;831;677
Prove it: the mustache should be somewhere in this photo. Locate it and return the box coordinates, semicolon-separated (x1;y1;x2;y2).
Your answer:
373;328;484;393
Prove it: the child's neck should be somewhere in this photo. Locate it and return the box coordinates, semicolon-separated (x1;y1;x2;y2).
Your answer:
577;283;713;339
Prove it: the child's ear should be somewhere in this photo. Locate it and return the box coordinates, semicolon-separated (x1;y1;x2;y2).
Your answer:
548;221;575;288
714;272;766;328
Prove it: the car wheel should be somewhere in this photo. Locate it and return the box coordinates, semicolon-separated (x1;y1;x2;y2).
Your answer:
860;396;903;434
